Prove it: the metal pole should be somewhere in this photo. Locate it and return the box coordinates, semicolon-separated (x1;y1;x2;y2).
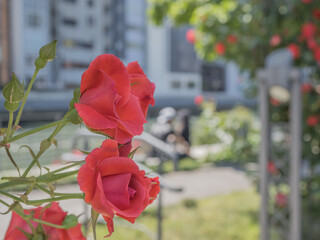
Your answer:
258;70;270;240
157;159;163;240
289;69;301;240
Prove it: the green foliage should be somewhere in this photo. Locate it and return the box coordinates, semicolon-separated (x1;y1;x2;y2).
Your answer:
192;100;260;164
3;73;24;112
148;0;320;80
94;190;259;240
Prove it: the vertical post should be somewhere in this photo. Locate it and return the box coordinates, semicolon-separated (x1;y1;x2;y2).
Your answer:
289;69;301;240
157;159;163;240
258;70;270;240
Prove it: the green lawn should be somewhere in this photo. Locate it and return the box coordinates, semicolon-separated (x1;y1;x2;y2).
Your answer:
92;190;259;240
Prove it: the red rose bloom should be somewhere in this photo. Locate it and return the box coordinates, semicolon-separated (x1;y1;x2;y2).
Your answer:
4;202;85;240
307;38;318;50
287;44;300;59
75;54;153;144
270;97;281;106
267;161;278;175
301;23;317;40
194;95;204;105
307;116;319;126
269;35;282;47
186;29;196;44
227;34;237;44
314;47;320;62
215;42;225;55
301;83;312;93
77;139;160;237
275;192;288;208
127;61;155;117
313;9;320;19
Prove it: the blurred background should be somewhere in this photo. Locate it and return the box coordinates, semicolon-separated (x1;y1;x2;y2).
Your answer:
0;0;320;240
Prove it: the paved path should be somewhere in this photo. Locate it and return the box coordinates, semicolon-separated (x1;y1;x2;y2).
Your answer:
0;166;251;238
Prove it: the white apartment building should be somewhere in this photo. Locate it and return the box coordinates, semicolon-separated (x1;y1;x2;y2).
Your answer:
10;0;53;89
147;24;245;107
7;0;246;110
9;0;147;89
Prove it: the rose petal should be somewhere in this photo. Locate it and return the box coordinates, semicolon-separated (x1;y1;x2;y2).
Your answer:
79;68;119;117
90;173;114;219
119;141;132;157
91;54;131;102
102;173;131;210
127;61;146;76
115;94;146;136
77;163;96;203
75;103;117;130
114;176;147;222
98;157;140;177
102;216;114;237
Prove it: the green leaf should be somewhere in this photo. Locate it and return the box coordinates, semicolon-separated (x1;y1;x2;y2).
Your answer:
0;128;7;136
62;214;78;229
128;146;141;159
0;201;21;215
91;208;100;240
3;73;24;103
68;109;82;125
52;138;58;147
40;139;51;152
19;145;41;172
4;101;20;112
17;227;33;240
34;57;47;69
39;40;57;62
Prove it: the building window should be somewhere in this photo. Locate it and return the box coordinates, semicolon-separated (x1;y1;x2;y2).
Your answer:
104;4;110;13
171;81;181;89
202;64;226;92
27;14;41;27
87;0;93;7
87;16;94;26
63;61;89;69
62;18;77;26
187;81;195;89
25;55;35;66
170;26;199;73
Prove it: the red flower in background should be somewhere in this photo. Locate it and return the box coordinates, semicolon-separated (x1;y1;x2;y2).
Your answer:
287;44;300;59
194;95;204;105
270;35;282;47
313;47;320;62
302;0;313;3
75;54;153;144
307;38;318;50
267;161;278;175
301;83;313;93
275;192;288;208
215;42;225;55
307;116;319;126
227;34;237;44
77;139;160;237
313;9;320;19
270;98;281;106
4;202;85;240
127;61;155;117
186;29;196;44
301;23;317;40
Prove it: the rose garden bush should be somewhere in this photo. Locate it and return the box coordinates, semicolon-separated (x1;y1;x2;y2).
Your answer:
0;41;159;239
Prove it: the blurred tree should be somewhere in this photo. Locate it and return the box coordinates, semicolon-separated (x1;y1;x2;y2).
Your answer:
148;0;320;82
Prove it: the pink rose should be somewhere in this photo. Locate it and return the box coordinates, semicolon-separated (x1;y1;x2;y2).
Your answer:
4;202;85;240
75;54;154;144
77;139;160;237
